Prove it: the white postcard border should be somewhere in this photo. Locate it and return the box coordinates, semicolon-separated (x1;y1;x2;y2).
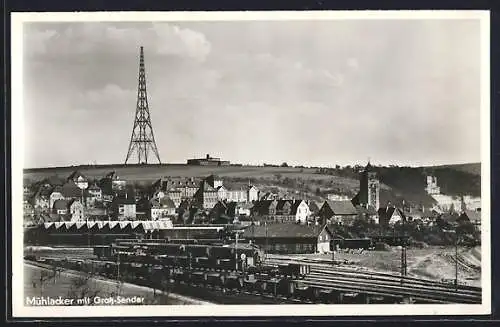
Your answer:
11;10;491;318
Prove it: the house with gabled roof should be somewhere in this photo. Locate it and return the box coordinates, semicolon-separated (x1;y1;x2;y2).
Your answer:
377;205;405;226
52;198;84;222
99;171;127;195
216;185;228;201
247;184;259;202
85;183;102;207
49;186;65;208
194;181;219;210
205;174;223;189
318;200;358;225
61;181;83;200
113;194;136;220
150;197;176;220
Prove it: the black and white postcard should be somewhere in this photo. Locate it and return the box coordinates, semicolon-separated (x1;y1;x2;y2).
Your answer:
11;10;491;317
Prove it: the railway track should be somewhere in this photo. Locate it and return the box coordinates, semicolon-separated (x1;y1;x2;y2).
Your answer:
266;257;482;304
30;251;482;304
266;256;481;290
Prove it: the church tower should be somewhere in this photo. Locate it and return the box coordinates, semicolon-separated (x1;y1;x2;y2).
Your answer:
357;162;380;210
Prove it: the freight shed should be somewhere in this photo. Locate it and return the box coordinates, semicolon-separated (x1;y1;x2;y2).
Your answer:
25;221;173;246
242;224;332;254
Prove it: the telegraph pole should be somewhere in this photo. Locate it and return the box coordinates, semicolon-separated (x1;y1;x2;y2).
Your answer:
235;232;239;271
455;229;458;291
265;222;268;261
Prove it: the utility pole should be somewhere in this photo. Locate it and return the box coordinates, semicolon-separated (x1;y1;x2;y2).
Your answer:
235;231;239;271
265;222;268;261
455;229;458;291
331;228;335;265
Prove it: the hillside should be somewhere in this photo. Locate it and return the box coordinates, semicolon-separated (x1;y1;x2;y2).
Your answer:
23;162;481;207
424;163;481;176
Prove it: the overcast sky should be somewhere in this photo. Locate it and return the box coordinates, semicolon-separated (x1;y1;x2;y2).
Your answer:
22;19;482;168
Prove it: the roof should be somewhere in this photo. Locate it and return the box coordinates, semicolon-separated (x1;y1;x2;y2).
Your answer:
53;199;69;210
290;200;307;214
42;175;65;187
61;182;82;198
377;206;405;220
67;170;86;181
242;223;328;239
462;210;481;221
115;196;136;205
159;197;176;208
37;186;54;197
276;199;292;211
326;200;357;215
86;208;107;216
252;200;276;213
87;183;101;191
42;220;173;232
201;182;216;192
355;205;377;216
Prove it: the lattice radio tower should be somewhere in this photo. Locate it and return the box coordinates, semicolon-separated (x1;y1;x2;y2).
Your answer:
125;46;162;164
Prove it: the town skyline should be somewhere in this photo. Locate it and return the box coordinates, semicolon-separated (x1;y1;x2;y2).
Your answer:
23;19;483;168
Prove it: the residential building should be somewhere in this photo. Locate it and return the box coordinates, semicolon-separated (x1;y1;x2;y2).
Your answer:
247;185;259;202
242;224;332;254
33;185;52;211
216;185;228;200
194;182;219;209
291;200;311;224
23;202;34;218
164;189;182;207
250;199;311;224
113;196;137;220
85;183;103;207
99;171;127;195
69;200;84;222
61;181;84;201
205;174;223;189
67;170;89;190
459;210;481;231
377;206;405;226
53;199;69;215
318;200;358;225
150;197;177;220
226;188;248;203
152;177;199;200
49;187;65;208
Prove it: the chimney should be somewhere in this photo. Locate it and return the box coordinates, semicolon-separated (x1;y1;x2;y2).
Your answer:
206;154;210;159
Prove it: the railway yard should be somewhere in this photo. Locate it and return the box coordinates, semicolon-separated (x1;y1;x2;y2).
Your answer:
24;242;482;305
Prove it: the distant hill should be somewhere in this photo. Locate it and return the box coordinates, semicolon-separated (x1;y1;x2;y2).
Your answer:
423;162;481;177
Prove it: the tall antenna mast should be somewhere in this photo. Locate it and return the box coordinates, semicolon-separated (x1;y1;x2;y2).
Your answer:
125;46;162;165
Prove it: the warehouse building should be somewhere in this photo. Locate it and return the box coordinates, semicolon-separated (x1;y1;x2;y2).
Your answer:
242;223;332;254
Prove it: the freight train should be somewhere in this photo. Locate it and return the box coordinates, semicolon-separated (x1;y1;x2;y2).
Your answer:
93;239;265;271
27;239;320;302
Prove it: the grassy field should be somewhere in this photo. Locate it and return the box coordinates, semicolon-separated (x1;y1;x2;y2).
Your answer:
24;164;326;182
